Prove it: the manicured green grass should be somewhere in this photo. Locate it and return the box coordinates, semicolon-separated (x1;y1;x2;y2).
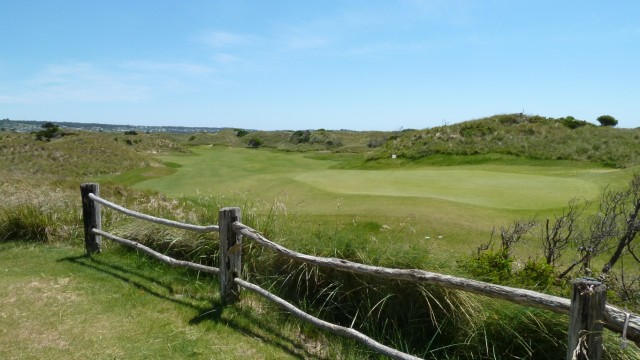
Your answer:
296;168;600;210
124;146;637;258
0;243;336;360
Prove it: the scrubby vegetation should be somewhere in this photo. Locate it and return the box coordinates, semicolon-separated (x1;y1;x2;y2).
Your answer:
2;116;640;359
371;114;640;168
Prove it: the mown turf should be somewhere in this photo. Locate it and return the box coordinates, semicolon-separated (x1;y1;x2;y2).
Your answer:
0;243;335;360
295;168;601;210
122;146;637;259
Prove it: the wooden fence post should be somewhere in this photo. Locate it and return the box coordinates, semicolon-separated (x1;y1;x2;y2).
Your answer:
80;183;101;255
219;207;242;304
566;278;606;360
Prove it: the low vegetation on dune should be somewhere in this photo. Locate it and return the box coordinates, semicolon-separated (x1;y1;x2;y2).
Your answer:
371;114;640;168
2;114;640;359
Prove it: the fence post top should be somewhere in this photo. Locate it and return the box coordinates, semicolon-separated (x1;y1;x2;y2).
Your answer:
573;277;604;286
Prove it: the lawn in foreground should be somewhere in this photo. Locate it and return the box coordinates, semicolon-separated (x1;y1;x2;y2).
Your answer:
0;242;335;360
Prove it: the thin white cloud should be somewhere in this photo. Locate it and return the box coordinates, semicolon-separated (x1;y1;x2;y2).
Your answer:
121;61;213;75
285;35;330;50
212;53;243;65
199;31;251;47
0;63;148;104
0;60;216;105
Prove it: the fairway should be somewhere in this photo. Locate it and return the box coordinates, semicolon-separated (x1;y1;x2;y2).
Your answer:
121;146;636;256
132;146;617;213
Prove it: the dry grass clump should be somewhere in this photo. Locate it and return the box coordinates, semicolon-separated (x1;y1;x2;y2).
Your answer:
0;176;82;243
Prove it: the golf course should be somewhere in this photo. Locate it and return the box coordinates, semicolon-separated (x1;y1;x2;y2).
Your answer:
3;116;640;358
123;145;635;258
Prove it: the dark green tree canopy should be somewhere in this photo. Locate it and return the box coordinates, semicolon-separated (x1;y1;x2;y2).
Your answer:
35;122;61;141
597;115;618;127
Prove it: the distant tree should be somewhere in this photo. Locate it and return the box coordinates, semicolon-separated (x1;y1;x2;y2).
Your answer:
35;122;61;141
597;115;618;127
42;122;58;130
235;129;250;137
124;130;138;135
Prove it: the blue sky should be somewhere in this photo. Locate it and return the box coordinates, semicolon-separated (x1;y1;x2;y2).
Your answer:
1;0;639;130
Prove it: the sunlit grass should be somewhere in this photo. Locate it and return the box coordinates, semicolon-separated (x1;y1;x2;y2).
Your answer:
0;243;338;359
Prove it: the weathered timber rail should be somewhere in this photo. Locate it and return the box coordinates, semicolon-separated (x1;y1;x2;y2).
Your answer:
81;183;640;360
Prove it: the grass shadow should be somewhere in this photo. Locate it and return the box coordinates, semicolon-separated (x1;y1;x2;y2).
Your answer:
59;252;330;360
189;298;334;360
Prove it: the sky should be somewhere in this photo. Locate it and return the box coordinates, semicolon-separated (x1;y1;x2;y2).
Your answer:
1;0;639;130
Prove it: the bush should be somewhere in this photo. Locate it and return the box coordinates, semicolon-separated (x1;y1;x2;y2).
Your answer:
597;115;618;127
513;259;556;289
367;137;387;148
561;116;589;129
459;122;495;138
458;250;513;282
34;122;61;141
248;137;263;148
495;114;521;125
290;130;311;144
235;129;250;137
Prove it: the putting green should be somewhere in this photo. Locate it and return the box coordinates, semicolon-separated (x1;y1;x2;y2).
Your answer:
295;169;600;210
130;147;616;214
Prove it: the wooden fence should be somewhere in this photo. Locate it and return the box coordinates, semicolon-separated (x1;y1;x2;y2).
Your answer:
81;183;640;360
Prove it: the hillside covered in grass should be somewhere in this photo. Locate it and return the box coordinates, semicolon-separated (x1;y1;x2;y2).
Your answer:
4;114;640;169
189;114;640;168
368;114;640;168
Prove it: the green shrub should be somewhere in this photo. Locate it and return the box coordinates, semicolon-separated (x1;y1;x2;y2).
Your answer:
235;129;250;137
561;116;589;129
495;114;521;125
457;250;512;282
290;130;311;144
513;259;556;289
34;122;61;141
248;137;263;148
459;122;495;138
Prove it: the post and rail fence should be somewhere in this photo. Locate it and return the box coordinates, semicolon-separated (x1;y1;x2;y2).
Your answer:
80;183;640;360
